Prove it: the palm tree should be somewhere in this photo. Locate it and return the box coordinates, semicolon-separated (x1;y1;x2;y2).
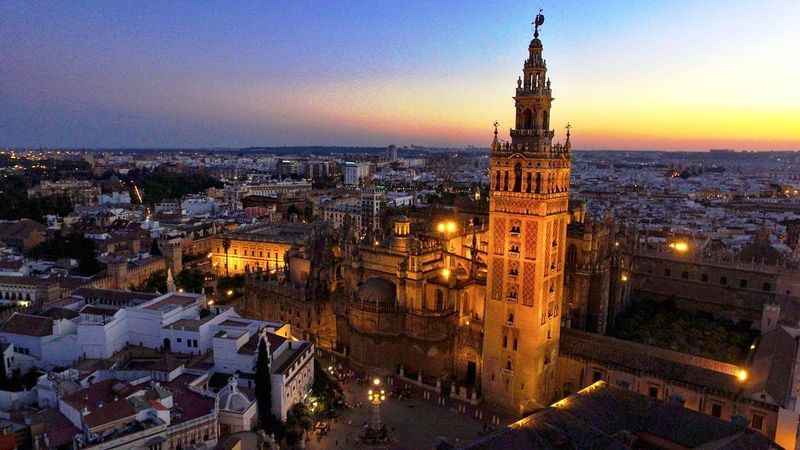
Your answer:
222;236;231;277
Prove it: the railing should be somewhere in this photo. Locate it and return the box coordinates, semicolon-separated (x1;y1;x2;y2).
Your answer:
515;87;552;97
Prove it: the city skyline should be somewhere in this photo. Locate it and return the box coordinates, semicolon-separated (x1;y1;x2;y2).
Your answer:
2;0;799;150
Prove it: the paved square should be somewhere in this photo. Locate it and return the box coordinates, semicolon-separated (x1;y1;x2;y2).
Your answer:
306;367;489;449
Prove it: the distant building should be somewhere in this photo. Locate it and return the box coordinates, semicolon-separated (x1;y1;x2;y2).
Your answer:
98;190;131;205
27;179;99;206
386;145;398;162
306;160;336;180
0;219;47;252
360;188;384;241
343;162;371;186
276;159;301;178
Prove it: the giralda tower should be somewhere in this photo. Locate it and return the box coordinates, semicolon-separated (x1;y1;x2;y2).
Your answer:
481;11;571;414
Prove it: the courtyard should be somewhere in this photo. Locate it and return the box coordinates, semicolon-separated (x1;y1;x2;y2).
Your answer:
609;298;759;363
305;357;494;450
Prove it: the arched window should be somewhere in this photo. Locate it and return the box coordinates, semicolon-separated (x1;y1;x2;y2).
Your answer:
566;245;578;269
436;290;444;311
542;110;549;130
526;172;532;193
535;173;542;193
523;109;533;129
506;359;513;371
513;163;522;192
503;171;509;191
495;171;501;191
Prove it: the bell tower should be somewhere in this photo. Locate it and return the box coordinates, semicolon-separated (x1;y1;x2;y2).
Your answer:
481;10;571;414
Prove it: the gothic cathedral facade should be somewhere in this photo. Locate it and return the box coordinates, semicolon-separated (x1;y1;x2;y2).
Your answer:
481;13;572;414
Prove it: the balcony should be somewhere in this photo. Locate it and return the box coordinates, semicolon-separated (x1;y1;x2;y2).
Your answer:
515;87;551;97
509;129;556;139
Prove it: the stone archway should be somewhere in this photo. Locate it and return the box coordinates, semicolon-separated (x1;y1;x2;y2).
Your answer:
456;346;481;387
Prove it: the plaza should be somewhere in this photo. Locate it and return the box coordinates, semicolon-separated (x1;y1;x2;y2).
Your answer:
306;357;495;450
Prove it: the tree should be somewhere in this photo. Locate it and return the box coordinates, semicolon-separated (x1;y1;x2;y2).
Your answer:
149;239;162;256
285;403;313;447
133;269;168;293
222;237;231;277
176;269;204;293
255;336;277;434
28;232;102;276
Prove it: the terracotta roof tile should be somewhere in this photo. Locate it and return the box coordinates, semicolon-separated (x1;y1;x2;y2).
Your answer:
0;313;53;337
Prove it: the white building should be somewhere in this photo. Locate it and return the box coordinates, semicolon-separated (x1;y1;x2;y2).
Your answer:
181;195;219;217
0;288;313;426
99;191;131;205
343;162;371;186
386;191;414;208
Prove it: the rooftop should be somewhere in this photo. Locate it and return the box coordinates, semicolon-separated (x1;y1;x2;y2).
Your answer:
141;293;199;312
0;313;53;337
462;382;780;450
224;223;314;244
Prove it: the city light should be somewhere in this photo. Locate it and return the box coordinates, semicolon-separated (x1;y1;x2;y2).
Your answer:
737;369;748;382
620;274;628;282
373;377;381;386
441;268;451;280
437;220;457;235
669;241;689;253
226;289;233;296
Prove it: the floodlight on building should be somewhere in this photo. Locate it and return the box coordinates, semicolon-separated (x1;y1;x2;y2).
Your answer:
737;369;748;382
669;241;689;253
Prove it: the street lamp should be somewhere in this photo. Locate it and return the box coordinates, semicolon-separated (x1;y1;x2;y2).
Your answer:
367;378;386;431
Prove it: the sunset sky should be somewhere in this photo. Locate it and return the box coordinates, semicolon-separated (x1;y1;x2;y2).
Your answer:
2;0;798;150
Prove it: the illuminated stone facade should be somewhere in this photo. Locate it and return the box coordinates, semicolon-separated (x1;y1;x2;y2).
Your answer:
480;16;572;414
210;224;313;276
243;217;489;388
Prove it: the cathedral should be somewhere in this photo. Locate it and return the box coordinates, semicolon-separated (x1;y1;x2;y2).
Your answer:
243;12;572;414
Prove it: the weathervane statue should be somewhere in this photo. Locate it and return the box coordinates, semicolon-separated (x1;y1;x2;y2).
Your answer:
533;9;545;38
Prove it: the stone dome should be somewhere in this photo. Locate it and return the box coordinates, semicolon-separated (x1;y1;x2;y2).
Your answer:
357;278;397;305
218;377;252;413
529;38;542;49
